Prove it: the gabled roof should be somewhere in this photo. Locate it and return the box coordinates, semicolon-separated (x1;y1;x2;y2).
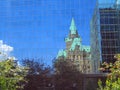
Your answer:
56;49;67;59
70;38;82;51
69;38;90;52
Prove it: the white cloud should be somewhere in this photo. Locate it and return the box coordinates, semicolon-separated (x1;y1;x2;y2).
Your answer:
0;40;14;60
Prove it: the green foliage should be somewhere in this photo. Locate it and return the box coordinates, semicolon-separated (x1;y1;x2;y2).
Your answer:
98;54;120;90
0;59;28;90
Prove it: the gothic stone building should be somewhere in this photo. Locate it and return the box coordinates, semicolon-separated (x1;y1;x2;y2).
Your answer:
57;18;92;74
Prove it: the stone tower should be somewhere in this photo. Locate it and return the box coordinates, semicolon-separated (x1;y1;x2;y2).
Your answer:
57;18;92;73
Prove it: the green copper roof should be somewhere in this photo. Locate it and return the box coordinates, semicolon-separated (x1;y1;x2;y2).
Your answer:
65;37;72;42
69;38;90;52
57;49;67;58
82;46;90;52
69;18;77;34
70;38;82;51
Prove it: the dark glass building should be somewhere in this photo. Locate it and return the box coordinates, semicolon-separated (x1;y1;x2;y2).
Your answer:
91;0;120;72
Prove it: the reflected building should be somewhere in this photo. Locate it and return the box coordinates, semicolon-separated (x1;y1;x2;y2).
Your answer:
91;0;120;72
57;18;92;74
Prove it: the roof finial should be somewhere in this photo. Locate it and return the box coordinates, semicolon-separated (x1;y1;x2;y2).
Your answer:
69;18;77;34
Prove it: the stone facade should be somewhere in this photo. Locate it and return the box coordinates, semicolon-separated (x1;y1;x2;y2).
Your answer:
57;18;92;73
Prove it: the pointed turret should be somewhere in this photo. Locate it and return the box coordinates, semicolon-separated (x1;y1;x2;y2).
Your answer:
69;18;77;34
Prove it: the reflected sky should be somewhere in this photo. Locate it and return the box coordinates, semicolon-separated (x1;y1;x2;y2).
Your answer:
0;0;96;65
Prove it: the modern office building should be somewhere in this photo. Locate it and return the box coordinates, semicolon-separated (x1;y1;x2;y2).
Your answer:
91;0;120;72
57;18;92;73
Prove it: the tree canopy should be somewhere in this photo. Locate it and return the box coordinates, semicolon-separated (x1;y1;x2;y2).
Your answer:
22;58;52;90
0;59;28;90
98;54;120;90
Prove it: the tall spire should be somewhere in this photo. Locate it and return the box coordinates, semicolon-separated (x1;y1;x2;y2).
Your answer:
69;18;77;34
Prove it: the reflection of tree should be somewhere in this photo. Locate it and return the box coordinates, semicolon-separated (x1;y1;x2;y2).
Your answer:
53;58;83;90
22;58;52;90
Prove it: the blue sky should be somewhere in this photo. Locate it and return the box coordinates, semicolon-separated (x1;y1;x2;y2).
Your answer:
0;0;96;65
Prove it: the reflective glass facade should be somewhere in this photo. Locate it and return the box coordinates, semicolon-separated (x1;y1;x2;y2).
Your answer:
91;0;120;72
100;8;120;63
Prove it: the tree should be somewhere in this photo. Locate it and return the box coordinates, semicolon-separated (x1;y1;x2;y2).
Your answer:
53;58;83;90
0;59;28;90
98;54;120;90
22;58;52;90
